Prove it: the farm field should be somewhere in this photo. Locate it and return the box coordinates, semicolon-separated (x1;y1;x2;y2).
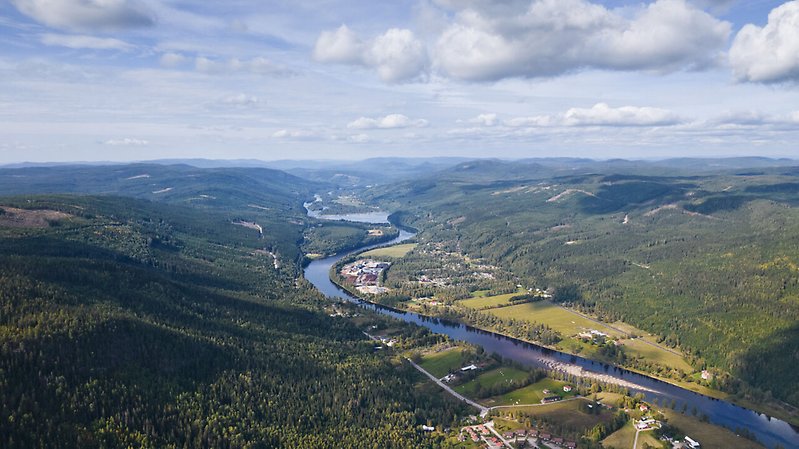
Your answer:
459;291;522;309
360;243;417;258
602;421;661;449
619;338;693;372
487;378;575;406
661;410;765;449
419;347;466;378
484;300;624;338
494;398;615;434
454;367;529;397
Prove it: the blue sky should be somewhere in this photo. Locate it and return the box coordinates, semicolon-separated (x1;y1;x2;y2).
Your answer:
1;0;798;163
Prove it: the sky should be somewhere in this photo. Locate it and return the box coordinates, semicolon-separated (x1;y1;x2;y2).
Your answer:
1;0;799;163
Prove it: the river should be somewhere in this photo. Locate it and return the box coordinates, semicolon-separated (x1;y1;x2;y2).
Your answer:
303;211;798;449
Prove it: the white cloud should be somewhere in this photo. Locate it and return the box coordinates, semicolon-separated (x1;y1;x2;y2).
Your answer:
325;0;729;82
365;28;428;82
271;129;318;139
504;115;555;127
104;138;149;146
562;103;683;126
730;1;799;83
11;0;153;30
347;133;370;143
347;114;428;129
468;113;498;126
486;103;683;128
39;33;133;51
313;24;364;64
314;26;428;82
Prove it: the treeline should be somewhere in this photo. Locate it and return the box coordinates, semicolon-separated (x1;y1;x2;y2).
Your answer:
0;196;470;449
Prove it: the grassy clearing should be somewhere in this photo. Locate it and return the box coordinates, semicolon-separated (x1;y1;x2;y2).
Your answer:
490;378;575;406
459;292;521;309
619;338;693;372
419;347;466;378
661;410;765;449
495;398;614;434
485;300;624;337
601;421;636;449
454;367;529;397
360;243;417;258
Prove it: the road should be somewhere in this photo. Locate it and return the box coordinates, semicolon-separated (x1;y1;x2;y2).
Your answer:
406;358;490;417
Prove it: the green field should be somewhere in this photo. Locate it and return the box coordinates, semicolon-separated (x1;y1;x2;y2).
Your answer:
419;347;467;378
619;338;693;372
485;300;624;338
489;378;575;406
661;410;765;449
602;421;661;449
494;398;615;435
459;292;521;309
454;367;529;397
360;243;417;258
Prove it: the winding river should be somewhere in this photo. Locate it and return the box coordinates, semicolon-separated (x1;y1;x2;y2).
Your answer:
303;211;798;449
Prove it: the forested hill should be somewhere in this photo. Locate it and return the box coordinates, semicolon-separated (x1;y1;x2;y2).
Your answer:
0;163;317;214
366;159;799;411
0;192;466;448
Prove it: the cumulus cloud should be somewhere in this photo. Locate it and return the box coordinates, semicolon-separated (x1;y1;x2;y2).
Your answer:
12;0;153;30
39;33;133;51
477;103;683;128
468;113;498;126
314;26;428;82
104;138;149;146
562;103;683;126
730;1;799;83
347;114;428;129
313;25;364;64
435;0;730;81
315;0;730;83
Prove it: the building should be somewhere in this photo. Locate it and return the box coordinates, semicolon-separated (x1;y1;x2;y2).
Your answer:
541;395;562;404
685;436;701;448
563;385;573;392
461;364;478;371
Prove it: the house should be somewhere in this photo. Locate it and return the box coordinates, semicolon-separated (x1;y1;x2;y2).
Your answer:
528;429;539;437
563;385;573;392
701;370;713;380
566;441;577;449
540;433;551;441
541;396;562;404
553;437;564;444
461;364;478;372
442;374;457;383
685;436;701;448
422;425;435;431
639;404;649;412
503;431;515;439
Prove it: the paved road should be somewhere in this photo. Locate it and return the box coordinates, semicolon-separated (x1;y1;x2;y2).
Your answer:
485;421;513;447
633;428;641;449
406;358;490;417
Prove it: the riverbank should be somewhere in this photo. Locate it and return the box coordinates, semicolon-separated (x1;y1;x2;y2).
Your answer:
303;210;799;449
